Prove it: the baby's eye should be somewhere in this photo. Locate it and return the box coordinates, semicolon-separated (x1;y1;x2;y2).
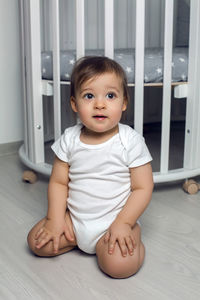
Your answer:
84;93;94;100
106;92;116;99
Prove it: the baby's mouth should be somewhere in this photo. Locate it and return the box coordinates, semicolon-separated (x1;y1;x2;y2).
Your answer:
93;115;107;119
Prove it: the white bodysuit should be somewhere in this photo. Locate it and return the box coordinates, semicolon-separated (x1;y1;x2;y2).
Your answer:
51;123;152;254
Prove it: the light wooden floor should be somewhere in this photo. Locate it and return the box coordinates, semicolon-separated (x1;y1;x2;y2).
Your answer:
0;153;200;300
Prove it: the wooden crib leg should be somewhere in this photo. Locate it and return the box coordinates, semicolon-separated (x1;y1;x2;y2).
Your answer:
22;170;38;184
182;179;199;195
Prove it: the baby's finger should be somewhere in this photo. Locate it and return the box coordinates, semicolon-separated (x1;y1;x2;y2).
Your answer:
130;235;137;248
104;231;110;243
35;232;50;249
35;230;47;244
53;237;60;253
35;227;44;239
118;238;128;257
64;228;74;242
108;236;116;254
125;236;134;255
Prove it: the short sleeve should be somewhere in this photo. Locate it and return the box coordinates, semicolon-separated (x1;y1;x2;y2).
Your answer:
127;134;152;168
51;130;69;162
117;123;153;168
51;124;82;162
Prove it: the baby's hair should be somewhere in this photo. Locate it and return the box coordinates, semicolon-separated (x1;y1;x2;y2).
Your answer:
70;56;129;103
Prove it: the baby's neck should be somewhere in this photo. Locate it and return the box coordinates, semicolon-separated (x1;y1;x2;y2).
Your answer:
80;125;119;145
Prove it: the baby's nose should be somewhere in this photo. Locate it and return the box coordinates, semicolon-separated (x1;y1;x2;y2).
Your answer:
94;98;106;109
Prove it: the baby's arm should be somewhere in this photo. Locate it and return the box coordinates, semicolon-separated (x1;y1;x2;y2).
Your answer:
104;162;154;256
35;156;74;253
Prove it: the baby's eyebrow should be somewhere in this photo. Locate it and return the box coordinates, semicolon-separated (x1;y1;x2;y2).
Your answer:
80;88;93;94
106;86;120;93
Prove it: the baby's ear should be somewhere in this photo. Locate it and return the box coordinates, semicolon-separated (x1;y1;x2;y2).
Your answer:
122;98;128;111
70;97;78;112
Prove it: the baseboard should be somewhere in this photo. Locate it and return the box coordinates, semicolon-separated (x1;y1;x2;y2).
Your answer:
0;141;23;157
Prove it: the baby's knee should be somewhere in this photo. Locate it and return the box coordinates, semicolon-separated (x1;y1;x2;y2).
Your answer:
96;240;144;278
27;229;38;255
98;254;140;279
27;229;52;257
27;229;39;256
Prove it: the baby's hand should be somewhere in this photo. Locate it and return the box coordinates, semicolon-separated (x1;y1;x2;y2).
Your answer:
104;220;136;257
35;218;74;253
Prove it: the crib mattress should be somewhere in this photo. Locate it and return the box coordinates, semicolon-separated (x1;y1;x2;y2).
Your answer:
41;47;188;84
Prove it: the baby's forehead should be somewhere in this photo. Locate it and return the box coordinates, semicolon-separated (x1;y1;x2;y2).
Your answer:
80;72;122;87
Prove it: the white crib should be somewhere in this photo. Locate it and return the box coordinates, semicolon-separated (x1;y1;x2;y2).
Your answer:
19;0;200;184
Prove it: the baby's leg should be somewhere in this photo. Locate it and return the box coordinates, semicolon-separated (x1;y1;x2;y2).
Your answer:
96;223;145;279
27;211;77;257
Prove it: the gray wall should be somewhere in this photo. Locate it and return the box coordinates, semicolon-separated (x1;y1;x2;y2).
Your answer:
0;0;23;145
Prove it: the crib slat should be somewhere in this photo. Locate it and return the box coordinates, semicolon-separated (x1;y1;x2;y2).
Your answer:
76;0;85;59
28;0;44;163
134;0;145;135
160;0;174;173
184;0;200;169
19;0;29;156
105;0;114;59
52;0;61;140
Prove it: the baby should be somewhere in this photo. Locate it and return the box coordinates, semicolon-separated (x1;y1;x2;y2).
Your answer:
27;56;154;278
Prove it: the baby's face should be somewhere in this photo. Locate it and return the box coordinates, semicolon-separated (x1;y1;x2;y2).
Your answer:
71;72;127;139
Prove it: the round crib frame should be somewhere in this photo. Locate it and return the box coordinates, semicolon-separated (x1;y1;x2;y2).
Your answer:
19;0;200;184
